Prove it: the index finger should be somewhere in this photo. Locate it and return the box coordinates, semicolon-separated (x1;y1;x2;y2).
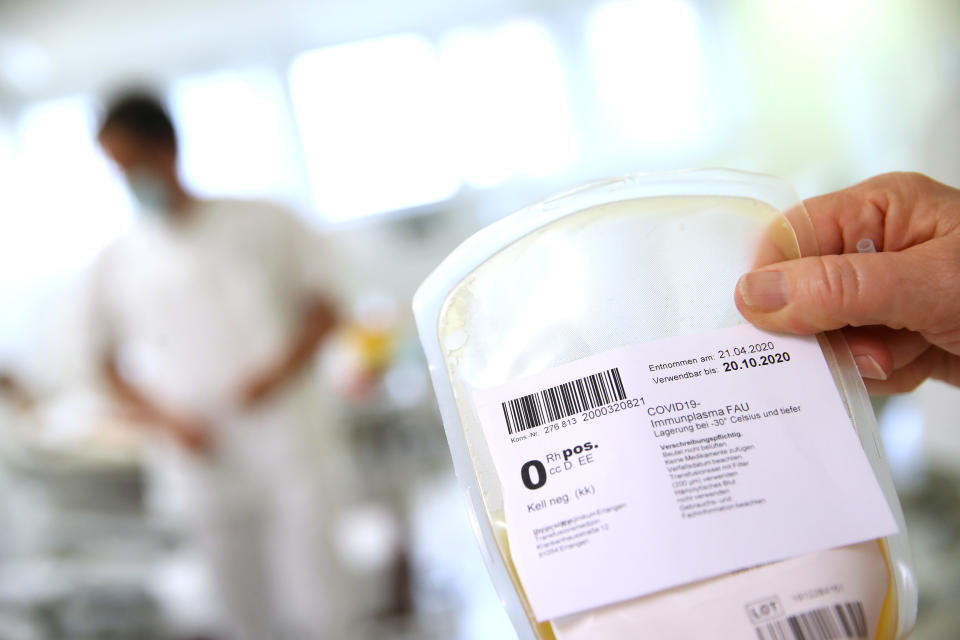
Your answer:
798;172;951;256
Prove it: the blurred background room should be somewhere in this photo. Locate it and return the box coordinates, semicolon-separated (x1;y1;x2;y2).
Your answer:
0;0;957;639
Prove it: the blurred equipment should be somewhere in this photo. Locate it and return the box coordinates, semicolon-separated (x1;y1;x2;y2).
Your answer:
0;382;165;640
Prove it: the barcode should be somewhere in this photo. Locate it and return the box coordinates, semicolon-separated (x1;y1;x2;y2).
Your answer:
756;601;867;640
501;368;626;434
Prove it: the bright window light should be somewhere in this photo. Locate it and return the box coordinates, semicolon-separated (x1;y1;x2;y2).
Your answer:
0;124;19;238
0;97;133;357
8;96;133;287
170;69;306;204
289;35;460;222
588;0;706;148
0;121;27;351
440;20;577;188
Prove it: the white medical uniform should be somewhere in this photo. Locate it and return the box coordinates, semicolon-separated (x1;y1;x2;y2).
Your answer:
86;199;346;640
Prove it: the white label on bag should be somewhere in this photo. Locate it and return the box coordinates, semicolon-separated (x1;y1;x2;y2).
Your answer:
474;324;898;622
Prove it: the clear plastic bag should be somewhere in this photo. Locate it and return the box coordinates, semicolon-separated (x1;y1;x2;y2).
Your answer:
413;170;917;639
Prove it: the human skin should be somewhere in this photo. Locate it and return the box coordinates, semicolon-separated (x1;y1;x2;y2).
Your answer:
735;172;960;394
98;127;338;452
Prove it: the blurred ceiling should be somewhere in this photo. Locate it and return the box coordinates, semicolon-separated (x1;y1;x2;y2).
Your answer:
0;0;573;104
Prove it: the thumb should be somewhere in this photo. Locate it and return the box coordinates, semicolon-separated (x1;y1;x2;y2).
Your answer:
734;248;942;335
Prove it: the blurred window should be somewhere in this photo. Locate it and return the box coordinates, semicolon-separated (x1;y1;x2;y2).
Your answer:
170;69;307;205
7;96;132;285
0;97;132;354
0;121;23;351
289;35;460;222
440;19;576;188
588;0;706;149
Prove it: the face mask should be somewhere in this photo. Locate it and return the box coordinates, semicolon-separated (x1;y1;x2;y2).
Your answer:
126;169;174;214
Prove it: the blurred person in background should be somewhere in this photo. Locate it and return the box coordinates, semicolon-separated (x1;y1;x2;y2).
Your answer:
85;91;345;640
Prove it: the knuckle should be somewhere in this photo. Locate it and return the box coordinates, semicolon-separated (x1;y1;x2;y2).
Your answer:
894;350;947;392
941;354;960;387
808;255;864;322
873;171;932;190
895;171;938;203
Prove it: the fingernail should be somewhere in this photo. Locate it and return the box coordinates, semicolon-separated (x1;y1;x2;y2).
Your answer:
854;355;888;380
738;271;788;312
